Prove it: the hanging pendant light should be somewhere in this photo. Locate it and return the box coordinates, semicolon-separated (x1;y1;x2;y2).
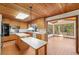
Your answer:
27;5;35;31
29;6;32;20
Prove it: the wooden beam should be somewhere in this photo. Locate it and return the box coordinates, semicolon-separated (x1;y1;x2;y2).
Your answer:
76;15;79;54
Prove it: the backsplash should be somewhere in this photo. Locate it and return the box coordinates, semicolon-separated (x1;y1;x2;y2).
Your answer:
10;28;47;34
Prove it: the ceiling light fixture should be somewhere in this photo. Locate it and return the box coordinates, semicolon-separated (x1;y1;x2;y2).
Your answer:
16;13;29;20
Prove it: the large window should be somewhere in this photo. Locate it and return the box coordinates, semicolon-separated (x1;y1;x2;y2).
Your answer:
54;23;74;36
47;22;75;36
60;23;74;36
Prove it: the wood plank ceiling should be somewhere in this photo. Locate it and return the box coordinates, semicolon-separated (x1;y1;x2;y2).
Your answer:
0;3;79;22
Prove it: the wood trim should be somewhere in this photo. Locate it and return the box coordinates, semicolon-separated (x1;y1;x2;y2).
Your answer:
1;40;16;43
76;15;79;54
44;18;48;41
35;49;39;55
44;44;47;55
35;44;47;55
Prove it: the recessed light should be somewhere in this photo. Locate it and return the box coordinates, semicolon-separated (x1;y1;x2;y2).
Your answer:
16;13;29;20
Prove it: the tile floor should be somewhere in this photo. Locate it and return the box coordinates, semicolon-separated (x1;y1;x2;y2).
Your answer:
47;36;76;55
1;36;77;55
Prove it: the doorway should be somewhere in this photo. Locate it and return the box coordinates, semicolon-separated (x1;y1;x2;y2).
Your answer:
47;16;77;55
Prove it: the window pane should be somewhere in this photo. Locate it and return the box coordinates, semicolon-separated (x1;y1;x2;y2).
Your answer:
54;25;60;34
60;23;74;36
47;25;53;34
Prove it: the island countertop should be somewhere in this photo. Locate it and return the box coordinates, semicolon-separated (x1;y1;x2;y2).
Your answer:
15;33;47;49
20;37;47;49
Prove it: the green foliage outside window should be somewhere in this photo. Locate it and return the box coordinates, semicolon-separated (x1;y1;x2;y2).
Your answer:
60;23;74;36
47;23;74;36
47;25;53;34
54;25;60;34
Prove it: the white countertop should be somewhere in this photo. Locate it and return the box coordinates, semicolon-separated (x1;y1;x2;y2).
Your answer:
15;33;30;38
19;29;46;34
32;32;46;34
15;33;47;49
21;37;47;49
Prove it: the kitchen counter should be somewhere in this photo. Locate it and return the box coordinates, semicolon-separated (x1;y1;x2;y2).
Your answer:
15;33;47;49
31;31;46;34
19;29;46;34
15;33;30;38
15;33;47;55
21;37;47;49
20;37;47;55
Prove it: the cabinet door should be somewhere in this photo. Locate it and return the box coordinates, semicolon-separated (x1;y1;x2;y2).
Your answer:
36;34;41;39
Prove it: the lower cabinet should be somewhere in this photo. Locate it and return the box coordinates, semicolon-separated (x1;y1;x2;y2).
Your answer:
15;37;29;53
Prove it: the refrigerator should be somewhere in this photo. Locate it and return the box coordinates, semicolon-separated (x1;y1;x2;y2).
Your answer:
1;23;10;36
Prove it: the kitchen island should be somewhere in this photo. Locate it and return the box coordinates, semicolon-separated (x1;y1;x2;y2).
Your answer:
15;33;47;55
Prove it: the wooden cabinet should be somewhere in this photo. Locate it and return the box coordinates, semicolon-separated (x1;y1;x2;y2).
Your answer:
36;34;46;40
15;37;29;53
26;32;45;40
2;35;17;42
2;35;29;53
36;34;41;39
